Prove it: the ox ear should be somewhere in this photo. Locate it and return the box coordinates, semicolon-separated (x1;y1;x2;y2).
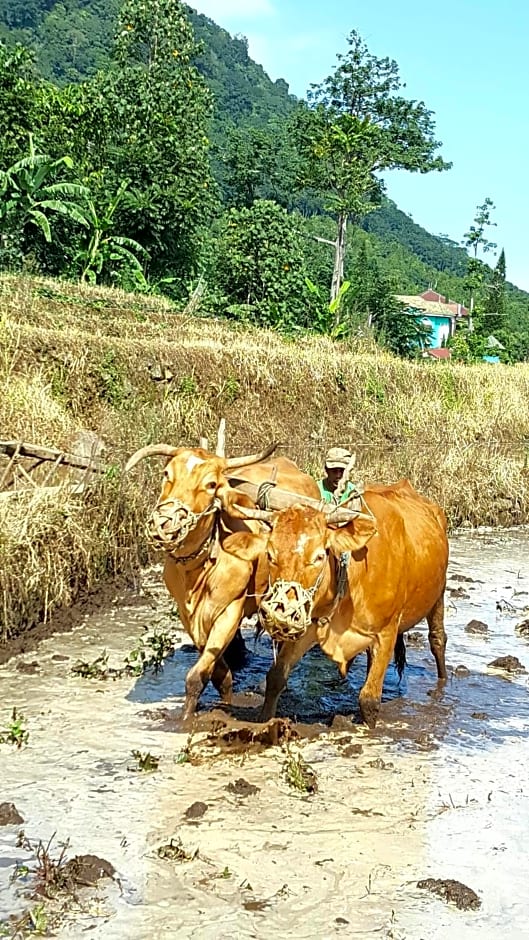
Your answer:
222;531;268;563
215;480;255;518
327;517;377;557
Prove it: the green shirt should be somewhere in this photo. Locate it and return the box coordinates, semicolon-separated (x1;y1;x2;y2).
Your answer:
317;479;355;506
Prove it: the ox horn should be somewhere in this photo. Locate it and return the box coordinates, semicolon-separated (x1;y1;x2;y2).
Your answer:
216;418;226;457
124;443;179;472
225;442;279;470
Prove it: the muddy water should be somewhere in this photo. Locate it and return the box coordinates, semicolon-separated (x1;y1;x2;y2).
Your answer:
1;531;529;938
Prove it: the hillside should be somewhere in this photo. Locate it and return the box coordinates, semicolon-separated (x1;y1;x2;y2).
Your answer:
1;0;528;352
1;273;529;640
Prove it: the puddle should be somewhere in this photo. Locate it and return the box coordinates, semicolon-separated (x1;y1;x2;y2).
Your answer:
1;531;529;937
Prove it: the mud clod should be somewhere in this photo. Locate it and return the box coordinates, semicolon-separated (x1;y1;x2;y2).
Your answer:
488;655;526;673
417;877;481;910
366;757;394;770
191;713;299;758
450;588;470;599
330;714;356;733
471;712;488;720
62;854;115;887
454;665;470;677
226;778;261;797
515;619;529;639
406;631;426;648
0;802;24;825
16;661;40;674
465;619;489;634
184;801;208;819
342;743;363;757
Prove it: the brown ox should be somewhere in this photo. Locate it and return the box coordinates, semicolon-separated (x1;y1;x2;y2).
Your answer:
125;443;320;720
255;480;448;727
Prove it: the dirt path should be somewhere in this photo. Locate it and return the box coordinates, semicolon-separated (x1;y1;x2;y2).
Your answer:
1;531;529;938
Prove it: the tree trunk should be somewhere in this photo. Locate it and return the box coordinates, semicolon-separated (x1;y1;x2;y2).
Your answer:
330;212;347;304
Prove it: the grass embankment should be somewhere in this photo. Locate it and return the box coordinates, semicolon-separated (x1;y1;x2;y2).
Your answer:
1;273;529;642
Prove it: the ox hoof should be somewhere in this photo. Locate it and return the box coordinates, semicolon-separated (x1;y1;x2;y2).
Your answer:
359;696;380;729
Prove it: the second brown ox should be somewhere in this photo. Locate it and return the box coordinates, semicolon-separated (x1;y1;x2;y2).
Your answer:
125;442;320;720
254;479;449;727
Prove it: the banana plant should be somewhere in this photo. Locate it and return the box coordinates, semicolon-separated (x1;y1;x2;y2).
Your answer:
75;180;148;284
305;277;351;337
0;134;89;243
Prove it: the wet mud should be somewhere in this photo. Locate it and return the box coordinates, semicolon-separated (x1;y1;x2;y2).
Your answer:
1;531;529;937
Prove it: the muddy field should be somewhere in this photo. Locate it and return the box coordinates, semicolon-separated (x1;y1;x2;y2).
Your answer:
1;530;529;939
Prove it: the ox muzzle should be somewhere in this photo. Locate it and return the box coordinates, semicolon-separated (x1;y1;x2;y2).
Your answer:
259;578;320;642
148;497;219;554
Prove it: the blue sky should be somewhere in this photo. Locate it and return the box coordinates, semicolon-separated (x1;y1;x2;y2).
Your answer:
192;0;529;294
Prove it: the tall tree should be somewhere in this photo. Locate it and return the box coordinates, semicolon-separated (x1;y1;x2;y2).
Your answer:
0;43;40;166
58;0;216;284
218;121;299;209
462;196;497;317
349;240;431;356
296;31;450;301
483;247;506;334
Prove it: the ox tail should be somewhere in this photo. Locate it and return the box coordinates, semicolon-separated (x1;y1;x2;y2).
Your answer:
394;633;407;682
224;628;248;672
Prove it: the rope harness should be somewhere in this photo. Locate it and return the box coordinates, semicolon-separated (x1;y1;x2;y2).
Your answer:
316;551;350;629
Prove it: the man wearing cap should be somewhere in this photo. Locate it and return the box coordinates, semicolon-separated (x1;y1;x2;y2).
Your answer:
318;447;355;505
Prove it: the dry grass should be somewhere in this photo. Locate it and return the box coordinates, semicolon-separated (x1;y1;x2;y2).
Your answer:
1;273;529;641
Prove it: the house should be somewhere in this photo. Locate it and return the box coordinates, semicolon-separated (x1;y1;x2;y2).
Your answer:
395;291;469;358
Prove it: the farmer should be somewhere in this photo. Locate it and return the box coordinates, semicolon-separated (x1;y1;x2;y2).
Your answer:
318;446;356;506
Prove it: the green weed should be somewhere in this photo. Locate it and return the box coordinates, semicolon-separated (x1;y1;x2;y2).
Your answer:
157;837;198;862
129;750;160;773
282;746;317;794
0;708;29;748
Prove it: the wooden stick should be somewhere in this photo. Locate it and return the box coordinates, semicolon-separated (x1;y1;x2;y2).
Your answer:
0;440;106;473
0;442;21;490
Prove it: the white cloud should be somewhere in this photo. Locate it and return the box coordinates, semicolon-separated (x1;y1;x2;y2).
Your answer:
190;0;275;21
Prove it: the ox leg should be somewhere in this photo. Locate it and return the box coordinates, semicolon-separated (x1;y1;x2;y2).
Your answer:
211;656;233;702
183;598;246;722
426;594;447;679
261;627;318;721
358;623;398;729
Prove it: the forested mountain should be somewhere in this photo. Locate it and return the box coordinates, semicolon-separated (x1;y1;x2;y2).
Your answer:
0;0;528;359
0;0;511;285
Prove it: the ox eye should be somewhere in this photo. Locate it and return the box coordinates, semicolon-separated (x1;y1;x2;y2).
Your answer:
312;551;326;565
205;480;217;491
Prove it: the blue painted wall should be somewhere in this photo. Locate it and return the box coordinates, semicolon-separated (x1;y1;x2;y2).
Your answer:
418;314;453;347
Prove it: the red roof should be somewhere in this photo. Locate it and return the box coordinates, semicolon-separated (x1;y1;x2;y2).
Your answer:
421;290;446;303
425;347;452;360
420;290;469;318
